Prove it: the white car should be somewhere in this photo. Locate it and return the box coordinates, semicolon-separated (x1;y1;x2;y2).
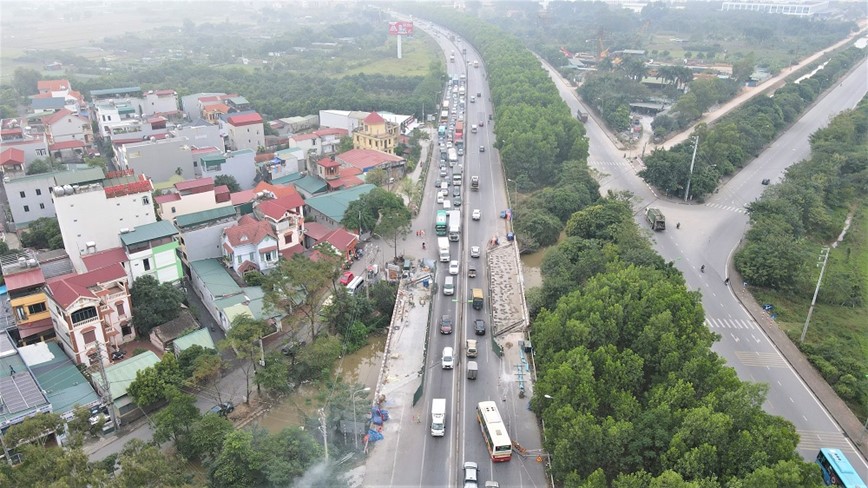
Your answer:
449;260;460;275
463;462;479;488
437;193;445;204
470;246;481;258
472;209;481;220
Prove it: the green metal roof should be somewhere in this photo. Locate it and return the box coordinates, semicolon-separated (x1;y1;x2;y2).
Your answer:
172;328;216;352
190;259;241;298
175;206;237;228
120;220;178;246
293;175;329;195
271;172;304;185
54;167;106;186
102;350;160;400
90;86;141;97
305;183;375;221
28;342;100;416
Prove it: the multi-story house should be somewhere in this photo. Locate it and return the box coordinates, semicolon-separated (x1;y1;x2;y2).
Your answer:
0;118;49;166
155;176;233;220
336;148;406;177
253;191;305;255
142;89;179;116
174;206;239;276
172;119;224;152
34;79;83;115
289;127;348;158
180;92;226;121
45;263;133;367
94;100;139;137
4;167;105;227
53;170;156;273
221;215;278;275
225;112;264;152
102;117;169;145
114;136;195;184
196;149;257;190
352;111;399;154
42;108;93;149
118;220;182;284
2;251;54;345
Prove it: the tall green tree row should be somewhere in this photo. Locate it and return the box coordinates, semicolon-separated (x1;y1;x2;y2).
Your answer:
640;47;865;200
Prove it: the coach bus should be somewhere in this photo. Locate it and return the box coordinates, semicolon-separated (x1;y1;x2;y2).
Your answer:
476;401;512;462
435;210;448;236
816;448;867;487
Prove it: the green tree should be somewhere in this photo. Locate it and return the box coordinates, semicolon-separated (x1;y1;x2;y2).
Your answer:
263;253;338;341
209;429;268;488
152;387;201;446
127;353;183;407
365;168;388;187
12;67;41;98
3;412;64;449
130;275;184;336
376;206;412;259
112;438;193;487
186;412;234;463
338;135;354;152
290;334;342;383
221;314;270;404
215;174;241;192
25;157;61;175
0;444;108;487
254;352;292;395
262;427;325;486
19;217;64;250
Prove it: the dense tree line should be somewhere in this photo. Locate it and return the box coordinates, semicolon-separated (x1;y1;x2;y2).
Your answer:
735;98;868;416
640;47;865;200
529;196;821;486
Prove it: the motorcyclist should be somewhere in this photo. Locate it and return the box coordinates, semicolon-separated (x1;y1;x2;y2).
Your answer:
700;265;705;273
676;222;681;229
422;242;426;250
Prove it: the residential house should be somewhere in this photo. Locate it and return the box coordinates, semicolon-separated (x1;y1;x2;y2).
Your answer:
30;96;66;116
94;101;140;137
289;173;329;198
45;263;134;367
254;191;305;256
4;167;105;227
90;87;143;103
315;155;364;191
95;350;160;424
155;176;232;220
336;148;405;178
222;215;279;275
148;310;198;353
171;328;215;356
275;115;318;134
259;147;305;182
53;170;155;273
225;96;252;112
180;92;226;121
319;109;370;133
379;112;418;135
19;341;102;421
304;183;375;227
120;220;182;284
226;112;265;152
172;119;225;152
196;148;257;190
0;118;49;165
0;331;52;433
175;206;239;275
289;127;348;158
2;251;54;345
142;89;179;116
101;116;170;144
352;112;398;154
42;109;93;156
35;79;83;114
0;147;26;176
303;224;359;262
115;136;196;184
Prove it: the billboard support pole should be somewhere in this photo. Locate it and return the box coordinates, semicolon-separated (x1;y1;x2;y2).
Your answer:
397;34;402;59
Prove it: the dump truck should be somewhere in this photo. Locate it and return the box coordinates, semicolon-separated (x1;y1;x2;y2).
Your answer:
438;237;450;262
645;208;666;231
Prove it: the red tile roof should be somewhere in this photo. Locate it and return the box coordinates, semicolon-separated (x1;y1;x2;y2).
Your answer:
257;194;304;221
155;193;181;204
254;181;299;199
363;111;385;124
203;103;230;114
230;189;257;205
42;108;73;126
174;177;213;191
38;79;71;92
4;268;46;292
1;128;23;135
279;244;305;260
0;148;25;166
255;152;275;163
49;140;86;151
81;247;128;272
227;112;263;127
315;128;349;137
317;157;340;168
291;133;318;142
338;174;364;189
192;146;221;155
224;219;275;248
46;263;127;309
339;166;362;177
17;317;54;339
338;148;403;172
303;222;331;241
155;89;176;96
324;228;358;252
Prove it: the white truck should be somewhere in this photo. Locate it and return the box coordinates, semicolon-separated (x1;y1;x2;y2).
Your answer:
438;237;450;262
431;398;446;436
448;210;461;242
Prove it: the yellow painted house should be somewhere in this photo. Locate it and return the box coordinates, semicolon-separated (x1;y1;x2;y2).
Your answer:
352;111;399;154
2;252;54;345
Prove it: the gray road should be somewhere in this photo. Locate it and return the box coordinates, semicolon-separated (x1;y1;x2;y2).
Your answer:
542;53;868;480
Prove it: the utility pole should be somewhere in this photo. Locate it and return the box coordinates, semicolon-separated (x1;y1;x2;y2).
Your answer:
684;136;699;202
95;343;120;431
318;407;329;462
800;247;831;343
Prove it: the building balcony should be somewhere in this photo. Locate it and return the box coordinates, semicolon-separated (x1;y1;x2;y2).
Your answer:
72;315;100;328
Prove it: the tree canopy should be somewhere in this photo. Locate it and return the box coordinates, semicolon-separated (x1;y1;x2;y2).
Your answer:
129;275;185;336
19;217;64;250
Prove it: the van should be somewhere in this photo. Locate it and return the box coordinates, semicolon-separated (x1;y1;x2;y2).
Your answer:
443;200;452;210
431;398;446;437
441;347;454;369
346;276;365;295
443;276;455;296
440;181;449;191
471;288;484;310
467;360;478;380
466;339;478;358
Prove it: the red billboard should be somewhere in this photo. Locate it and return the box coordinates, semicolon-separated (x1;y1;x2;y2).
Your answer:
388;21;414;36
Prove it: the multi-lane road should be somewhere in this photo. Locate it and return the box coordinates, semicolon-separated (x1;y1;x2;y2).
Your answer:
543;52;868;480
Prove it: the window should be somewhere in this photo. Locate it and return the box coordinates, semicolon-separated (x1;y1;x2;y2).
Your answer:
116;302;125;316
23;205;29;212
82;329;97;344
28;303;47;315
36;189;41;196
122;324;132;336
142;196;150;205
36;148;46;156
143;258;151;271
40;203;45;209
171;206;176;214
19;191;25;198
71;306;98;324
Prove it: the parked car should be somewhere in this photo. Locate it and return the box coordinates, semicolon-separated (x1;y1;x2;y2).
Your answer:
761;178;771;185
474;319;486;336
439;314;453;334
339;271;354;286
208;402;234;417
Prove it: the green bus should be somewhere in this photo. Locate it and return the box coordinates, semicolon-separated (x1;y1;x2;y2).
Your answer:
435;210;448;236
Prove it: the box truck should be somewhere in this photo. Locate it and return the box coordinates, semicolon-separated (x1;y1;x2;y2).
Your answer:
431;398;446;436
438;237;450;262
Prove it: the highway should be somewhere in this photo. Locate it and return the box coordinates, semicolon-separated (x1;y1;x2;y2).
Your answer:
542;54;868;481
386;22;547;488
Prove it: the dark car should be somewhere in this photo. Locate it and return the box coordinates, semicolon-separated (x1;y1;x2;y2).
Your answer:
761;178;771;185
474;319;486;336
452;187;461;197
439;314;454;334
208;401;234;417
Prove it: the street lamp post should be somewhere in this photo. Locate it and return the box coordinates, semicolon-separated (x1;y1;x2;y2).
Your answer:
506;178;517;210
352;387;371;449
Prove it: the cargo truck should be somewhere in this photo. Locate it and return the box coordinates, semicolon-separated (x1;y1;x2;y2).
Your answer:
645;208;666;231
448;210;461;242
438;237;450;262
577;109;589;122
431;398;446;436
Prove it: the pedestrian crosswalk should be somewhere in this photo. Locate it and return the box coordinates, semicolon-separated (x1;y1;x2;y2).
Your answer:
796;430;857;451
734;350;789;368
588;160;632;168
705;317;757;330
704;202;748;214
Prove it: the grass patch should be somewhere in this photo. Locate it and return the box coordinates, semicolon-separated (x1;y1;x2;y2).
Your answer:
339;34;441;77
750;204;868;420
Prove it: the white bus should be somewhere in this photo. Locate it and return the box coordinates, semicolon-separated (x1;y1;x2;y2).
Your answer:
447;147;458;164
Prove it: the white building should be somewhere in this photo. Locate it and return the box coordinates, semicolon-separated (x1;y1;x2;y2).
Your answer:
3;167;105;227
173;119;225;152
115;136;195;184
119;220;182;284
196;148;257;190
288;127;348;158
221;215;279;275
225;112;265;152
155;176;233;221
53;172;156;273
